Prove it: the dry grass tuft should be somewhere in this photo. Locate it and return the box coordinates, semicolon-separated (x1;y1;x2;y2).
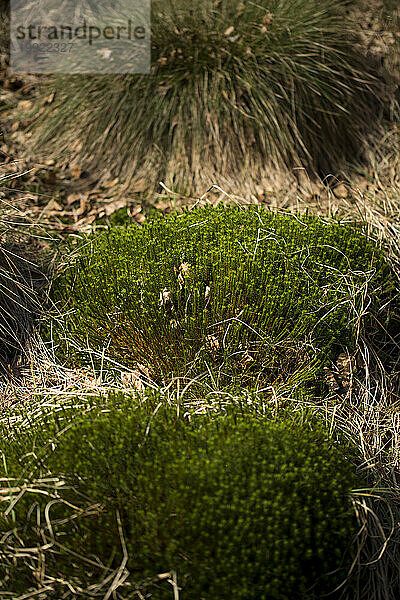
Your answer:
22;0;393;196
0;171;48;373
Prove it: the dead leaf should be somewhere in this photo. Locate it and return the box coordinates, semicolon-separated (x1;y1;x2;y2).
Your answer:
135;213;146;225
121;365;151;391
46;199;63;212
128;205;143;218
70;164;82;179
132;178;148;192
224;26;234;36
73;213;97;229
205;334;219;352
43;91;56;105
104;177;119;188
255;184;265;201
102;198;126;217
17;99;33;111
76;195;89;217
66;192;81;206
333;183;349;199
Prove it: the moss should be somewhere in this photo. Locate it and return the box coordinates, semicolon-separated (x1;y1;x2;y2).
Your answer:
0;392;361;599
51;206;398;388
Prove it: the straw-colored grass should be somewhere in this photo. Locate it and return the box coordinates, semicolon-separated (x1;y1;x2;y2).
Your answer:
24;0;388;194
0;173;46;373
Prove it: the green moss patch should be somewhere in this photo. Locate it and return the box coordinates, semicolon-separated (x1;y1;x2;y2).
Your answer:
0;392;361;599
51;206;398;388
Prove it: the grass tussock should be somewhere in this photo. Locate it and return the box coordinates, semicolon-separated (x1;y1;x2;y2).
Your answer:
26;0;388;193
0;183;45;373
0;0;9;55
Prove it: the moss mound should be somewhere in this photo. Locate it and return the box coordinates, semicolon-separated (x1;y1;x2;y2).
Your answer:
0;393;361;599
27;0;383;192
51;206;398;387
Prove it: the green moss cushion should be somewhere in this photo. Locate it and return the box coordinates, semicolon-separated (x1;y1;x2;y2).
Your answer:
1;393;361;599
52;207;398;387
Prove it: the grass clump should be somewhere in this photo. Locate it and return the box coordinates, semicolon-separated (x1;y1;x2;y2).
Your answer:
27;0;384;192
0;0;9;49
0;183;46;372
0;239;42;372
0;392;361;599
51;206;399;388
